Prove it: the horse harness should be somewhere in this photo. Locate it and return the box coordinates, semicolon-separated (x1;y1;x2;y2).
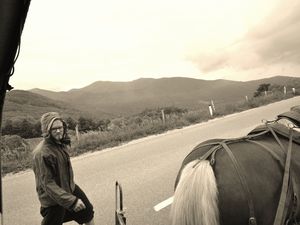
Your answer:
192;120;300;225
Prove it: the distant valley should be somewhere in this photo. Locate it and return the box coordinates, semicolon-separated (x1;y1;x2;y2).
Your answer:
4;76;300;122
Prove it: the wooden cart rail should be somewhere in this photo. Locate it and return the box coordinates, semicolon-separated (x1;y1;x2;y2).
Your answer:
115;181;126;225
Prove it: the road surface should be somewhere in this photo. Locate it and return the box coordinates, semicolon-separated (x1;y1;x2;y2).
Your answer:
3;97;300;225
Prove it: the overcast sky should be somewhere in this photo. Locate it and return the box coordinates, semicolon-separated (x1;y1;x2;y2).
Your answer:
10;0;300;91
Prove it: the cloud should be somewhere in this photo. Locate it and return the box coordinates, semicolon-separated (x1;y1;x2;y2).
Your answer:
248;0;300;64
189;0;300;75
190;52;229;73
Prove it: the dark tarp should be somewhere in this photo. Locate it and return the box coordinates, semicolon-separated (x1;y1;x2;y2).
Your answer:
0;0;31;216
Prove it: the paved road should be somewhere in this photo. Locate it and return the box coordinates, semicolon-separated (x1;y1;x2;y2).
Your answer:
3;97;300;225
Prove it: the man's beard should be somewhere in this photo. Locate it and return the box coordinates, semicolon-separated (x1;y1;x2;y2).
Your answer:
52;133;63;142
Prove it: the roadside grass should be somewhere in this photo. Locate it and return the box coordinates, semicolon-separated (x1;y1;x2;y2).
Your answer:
1;93;297;176
1;135;33;175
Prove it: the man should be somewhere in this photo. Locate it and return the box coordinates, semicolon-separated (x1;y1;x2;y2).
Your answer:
32;112;95;225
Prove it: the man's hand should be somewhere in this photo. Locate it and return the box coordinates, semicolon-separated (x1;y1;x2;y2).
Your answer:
73;199;86;212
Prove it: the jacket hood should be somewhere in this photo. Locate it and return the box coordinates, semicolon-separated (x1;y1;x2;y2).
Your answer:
40;112;62;137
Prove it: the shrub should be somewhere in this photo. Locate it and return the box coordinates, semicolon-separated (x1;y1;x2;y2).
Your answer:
183;111;202;123
1;135;32;174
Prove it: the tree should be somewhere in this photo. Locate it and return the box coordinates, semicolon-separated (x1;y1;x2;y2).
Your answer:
97;119;111;131
33;121;42;137
254;83;271;97
2;119;13;135
78;116;96;132
65;117;77;130
2;119;41;138
20;119;32;138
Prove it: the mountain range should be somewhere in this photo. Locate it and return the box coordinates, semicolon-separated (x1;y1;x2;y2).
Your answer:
4;76;300;122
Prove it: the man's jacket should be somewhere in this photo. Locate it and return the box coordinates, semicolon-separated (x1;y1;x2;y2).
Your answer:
32;137;77;210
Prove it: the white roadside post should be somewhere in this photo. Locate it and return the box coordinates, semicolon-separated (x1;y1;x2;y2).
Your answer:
75;124;80;142
209;105;214;117
211;100;216;112
292;88;296;95
284;86;287;95
161;109;165;125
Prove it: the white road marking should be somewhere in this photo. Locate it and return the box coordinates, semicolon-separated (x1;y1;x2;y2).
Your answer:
153;196;174;212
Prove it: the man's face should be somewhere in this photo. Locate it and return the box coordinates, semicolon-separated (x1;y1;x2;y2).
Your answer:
50;120;64;141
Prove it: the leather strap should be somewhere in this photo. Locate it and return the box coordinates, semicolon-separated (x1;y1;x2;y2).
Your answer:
273;129;294;225
266;124;286;153
220;141;257;225
247;139;297;224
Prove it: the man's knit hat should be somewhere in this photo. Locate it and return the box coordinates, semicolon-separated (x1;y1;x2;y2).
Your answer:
41;112;62;137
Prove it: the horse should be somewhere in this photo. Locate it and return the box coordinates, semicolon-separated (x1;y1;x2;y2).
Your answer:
170;107;300;225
